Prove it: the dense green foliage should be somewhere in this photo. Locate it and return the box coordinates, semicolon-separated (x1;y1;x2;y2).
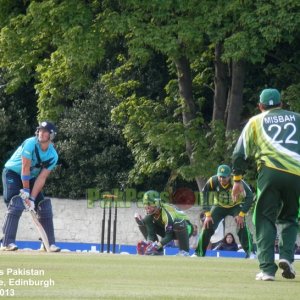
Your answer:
0;74;35;172
46;81;133;198
1;1;300;197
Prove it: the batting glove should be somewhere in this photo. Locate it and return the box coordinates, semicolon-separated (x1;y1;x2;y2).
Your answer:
23;196;35;211
19;188;30;200
145;241;163;256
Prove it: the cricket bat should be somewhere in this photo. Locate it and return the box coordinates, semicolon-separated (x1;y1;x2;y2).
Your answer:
29;210;51;252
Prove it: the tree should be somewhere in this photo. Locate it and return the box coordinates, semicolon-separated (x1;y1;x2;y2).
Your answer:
204;0;300;130
0;0;107;120
1;0;300;195
0;78;32;195
101;0;214;190
47;81;133;198
105;0;300;189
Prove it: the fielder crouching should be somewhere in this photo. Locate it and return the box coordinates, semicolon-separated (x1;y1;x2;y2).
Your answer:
0;121;60;252
135;190;193;256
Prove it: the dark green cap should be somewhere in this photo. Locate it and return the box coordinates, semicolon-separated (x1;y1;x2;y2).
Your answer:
259;88;281;106
217;164;231;177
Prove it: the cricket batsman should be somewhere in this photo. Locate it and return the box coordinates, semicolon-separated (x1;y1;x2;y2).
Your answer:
1;121;60;252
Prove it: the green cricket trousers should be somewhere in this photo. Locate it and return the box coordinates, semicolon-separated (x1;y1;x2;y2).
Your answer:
196;205;253;257
254;166;300;275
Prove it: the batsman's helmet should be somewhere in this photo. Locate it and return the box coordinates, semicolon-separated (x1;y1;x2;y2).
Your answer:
142;190;161;209
36;121;57;141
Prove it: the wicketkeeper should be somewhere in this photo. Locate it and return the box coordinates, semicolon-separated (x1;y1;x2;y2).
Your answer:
1;121;60;252
135;190;193;256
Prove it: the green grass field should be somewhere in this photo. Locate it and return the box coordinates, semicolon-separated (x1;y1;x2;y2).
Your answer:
0;252;299;300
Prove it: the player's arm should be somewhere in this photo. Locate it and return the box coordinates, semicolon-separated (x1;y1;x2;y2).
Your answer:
239;181;254;214
232;157;247;202
201;178;214;228
234;181;254;228
202;178;213;212
160;230;173;247
20;156;35;210
20;139;35;200
21;156;31;190
144;210;172;254
146;225;158;243
232;121;256;201
31;168;52;199
159;210;174;247
30;148;58;199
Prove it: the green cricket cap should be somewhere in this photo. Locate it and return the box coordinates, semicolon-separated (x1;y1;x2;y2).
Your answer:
259;88;281;106
217;164;231;177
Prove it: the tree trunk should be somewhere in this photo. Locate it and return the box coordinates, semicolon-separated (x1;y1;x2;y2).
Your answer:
213;42;229;122
226;60;246;131
174;56;203;191
175;56;196;126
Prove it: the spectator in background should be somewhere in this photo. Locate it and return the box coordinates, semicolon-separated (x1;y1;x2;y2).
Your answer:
214;232;238;252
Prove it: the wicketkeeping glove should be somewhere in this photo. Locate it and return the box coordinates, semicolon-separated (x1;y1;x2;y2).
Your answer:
137;240;151;255
145;241;163;256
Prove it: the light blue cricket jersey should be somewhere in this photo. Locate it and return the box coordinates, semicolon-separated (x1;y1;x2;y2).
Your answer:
5;137;58;178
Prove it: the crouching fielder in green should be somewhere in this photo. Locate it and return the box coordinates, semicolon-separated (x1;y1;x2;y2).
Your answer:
232;88;300;281
135;190;193;256
195;164;254;258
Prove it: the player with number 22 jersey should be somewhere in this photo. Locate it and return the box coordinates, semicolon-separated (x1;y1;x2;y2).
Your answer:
233;107;300;176
232;88;300;281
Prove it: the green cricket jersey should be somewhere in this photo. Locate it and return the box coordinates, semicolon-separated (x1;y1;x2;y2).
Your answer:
202;175;253;213
232;108;300;176
145;203;191;246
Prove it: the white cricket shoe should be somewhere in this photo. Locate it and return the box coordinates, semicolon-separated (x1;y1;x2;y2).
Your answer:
39;243;61;252
0;243;18;251
49;244;61;252
278;259;296;279
176;250;190;257
255;271;275;281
